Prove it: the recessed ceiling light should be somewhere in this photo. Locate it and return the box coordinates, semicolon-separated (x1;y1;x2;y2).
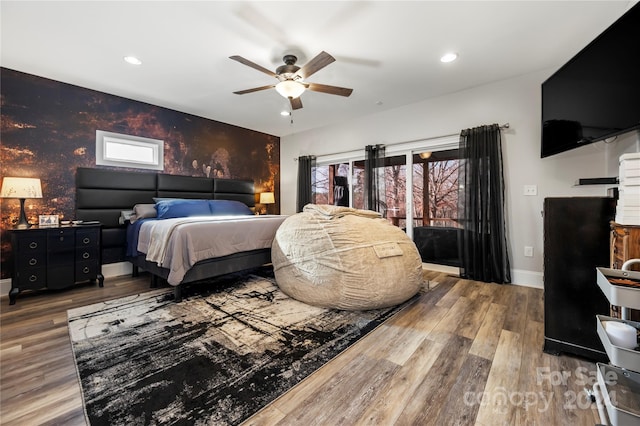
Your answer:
280;111;291;116
124;56;142;65
440;52;458;63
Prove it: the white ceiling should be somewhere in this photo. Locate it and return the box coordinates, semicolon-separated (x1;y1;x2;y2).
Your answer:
1;1;635;137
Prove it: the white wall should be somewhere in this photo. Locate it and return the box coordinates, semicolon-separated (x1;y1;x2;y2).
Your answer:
280;68;639;288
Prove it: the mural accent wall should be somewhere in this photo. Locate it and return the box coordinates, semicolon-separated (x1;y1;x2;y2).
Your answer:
0;68;280;279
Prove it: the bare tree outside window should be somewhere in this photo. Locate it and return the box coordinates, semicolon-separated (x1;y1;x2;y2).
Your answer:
424;159;460;227
385;164;406;219
382;152;459;228
352;165;364;209
312;165;329;205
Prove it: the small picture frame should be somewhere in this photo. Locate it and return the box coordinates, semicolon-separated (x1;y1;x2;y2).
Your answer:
39;214;59;227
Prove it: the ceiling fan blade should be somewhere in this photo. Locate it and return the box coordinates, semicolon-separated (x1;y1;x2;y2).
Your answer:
290;97;303;110
233;84;275;95
306;83;353;97
298;51;335;79
229;55;276;78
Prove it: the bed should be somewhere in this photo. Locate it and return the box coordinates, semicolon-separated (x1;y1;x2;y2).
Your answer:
75;167;285;301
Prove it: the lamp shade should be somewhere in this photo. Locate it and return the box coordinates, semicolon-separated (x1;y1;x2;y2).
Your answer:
1;177;43;229
275;80;305;99
260;192;275;204
0;177;43;199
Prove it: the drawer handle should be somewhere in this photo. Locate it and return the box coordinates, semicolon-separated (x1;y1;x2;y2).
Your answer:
83;237;90;244
29;242;38;249
29;275;37;282
83;252;90;259
29;258;38;266
83;266;90;274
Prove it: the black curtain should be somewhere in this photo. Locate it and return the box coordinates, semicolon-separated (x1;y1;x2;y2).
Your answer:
296;155;316;212
458;124;511;284
364;145;386;214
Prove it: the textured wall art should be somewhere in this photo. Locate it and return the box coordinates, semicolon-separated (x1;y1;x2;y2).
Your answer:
0;68;279;279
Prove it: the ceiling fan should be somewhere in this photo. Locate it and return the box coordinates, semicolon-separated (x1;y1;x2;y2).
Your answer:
230;51;353;110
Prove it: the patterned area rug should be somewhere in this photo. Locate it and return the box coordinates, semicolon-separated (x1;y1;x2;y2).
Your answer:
68;270;419;425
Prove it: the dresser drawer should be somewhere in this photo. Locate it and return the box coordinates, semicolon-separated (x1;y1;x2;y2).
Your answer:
76;261;99;282
17;235;46;253
18;252;47;270
47;264;75;289
76;228;100;247
47;228;75;251
49;249;75;268
16;267;47;290
76;246;99;263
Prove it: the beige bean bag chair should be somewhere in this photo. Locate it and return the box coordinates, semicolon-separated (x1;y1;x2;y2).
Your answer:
272;204;423;310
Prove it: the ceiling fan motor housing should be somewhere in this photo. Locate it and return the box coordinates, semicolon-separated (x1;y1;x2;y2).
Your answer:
276;55;300;79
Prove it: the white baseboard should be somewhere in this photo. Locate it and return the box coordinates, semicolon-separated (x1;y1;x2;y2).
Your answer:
421;263;543;289
0;262;134;297
101;262;134;279
422;263;460;275
0;278;10;296
510;269;544;289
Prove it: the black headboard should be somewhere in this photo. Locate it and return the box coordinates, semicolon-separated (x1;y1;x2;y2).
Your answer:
157;174;214;200
75;167;255;263
214;179;255;207
76;168;157;227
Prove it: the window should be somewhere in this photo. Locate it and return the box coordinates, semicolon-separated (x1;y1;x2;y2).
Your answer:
312;163;350;206
412;149;460;228
312;135;459;230
352;154;408;225
96;130;164;170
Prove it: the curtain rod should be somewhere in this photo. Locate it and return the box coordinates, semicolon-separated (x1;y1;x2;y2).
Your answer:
293;123;510;161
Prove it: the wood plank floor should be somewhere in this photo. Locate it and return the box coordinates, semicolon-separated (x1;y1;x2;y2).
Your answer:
0;270;602;425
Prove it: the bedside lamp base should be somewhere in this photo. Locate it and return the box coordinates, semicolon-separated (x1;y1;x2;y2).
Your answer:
14;198;32;229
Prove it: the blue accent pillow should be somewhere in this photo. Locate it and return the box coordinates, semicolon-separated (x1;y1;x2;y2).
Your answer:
209;200;253;216
155;199;212;219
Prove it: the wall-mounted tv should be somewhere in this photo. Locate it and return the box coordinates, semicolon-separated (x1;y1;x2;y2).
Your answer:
541;3;640;158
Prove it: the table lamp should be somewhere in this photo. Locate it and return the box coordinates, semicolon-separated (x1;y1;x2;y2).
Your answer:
1;177;43;229
259;192;275;215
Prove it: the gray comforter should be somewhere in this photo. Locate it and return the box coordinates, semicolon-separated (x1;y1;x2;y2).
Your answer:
138;215;287;285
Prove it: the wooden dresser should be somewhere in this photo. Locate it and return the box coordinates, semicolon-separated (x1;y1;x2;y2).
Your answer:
610;222;640;320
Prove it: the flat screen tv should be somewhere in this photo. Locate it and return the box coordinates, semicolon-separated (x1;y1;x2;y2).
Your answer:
541;3;640;158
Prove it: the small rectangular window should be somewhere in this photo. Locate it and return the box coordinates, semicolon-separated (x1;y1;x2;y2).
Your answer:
96;130;164;170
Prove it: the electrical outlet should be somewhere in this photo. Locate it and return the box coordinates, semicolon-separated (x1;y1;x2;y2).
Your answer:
524;246;534;257
523;185;538;196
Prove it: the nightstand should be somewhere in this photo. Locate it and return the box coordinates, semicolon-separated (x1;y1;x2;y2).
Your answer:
8;224;104;305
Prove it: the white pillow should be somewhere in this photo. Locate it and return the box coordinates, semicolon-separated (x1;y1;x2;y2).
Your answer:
129;203;157;223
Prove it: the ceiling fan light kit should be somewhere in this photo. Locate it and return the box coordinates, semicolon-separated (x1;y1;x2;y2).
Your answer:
230;51;353;111
275;80;305;99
